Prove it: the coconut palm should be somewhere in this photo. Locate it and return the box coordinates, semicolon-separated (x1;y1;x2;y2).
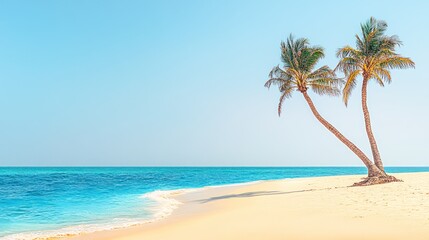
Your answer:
336;17;415;174
265;35;384;181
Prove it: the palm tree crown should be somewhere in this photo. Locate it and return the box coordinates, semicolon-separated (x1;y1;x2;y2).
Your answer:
336;17;415;105
265;35;342;115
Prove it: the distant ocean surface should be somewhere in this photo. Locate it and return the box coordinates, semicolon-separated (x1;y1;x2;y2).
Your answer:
1;167;428;239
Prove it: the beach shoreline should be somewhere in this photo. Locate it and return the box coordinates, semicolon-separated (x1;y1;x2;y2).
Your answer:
4;172;429;240
2;179;264;240
63;172;429;240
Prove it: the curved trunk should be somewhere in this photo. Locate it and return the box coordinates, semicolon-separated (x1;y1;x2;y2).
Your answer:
302;91;384;177
361;77;384;172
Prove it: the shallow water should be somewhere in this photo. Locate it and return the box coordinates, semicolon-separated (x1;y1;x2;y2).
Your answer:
1;166;428;238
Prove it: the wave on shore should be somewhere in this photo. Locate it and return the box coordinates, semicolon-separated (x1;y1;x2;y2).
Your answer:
1;181;261;240
1;189;191;240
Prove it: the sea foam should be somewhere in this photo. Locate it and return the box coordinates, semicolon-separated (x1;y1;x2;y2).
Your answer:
2;181;262;240
1;189;194;240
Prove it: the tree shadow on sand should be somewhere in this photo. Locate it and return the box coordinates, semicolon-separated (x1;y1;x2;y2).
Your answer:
196;189;317;203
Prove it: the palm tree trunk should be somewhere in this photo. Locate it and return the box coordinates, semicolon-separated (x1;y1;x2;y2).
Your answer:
302;91;384;178
361;77;384;172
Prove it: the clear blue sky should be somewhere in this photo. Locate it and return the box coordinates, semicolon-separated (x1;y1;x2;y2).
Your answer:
0;0;427;166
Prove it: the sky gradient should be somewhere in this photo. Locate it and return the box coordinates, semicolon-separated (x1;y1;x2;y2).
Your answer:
0;0;428;166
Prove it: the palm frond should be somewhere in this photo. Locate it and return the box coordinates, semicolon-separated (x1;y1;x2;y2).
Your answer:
277;87;295;116
265;65;295;91
373;68;392;84
307;65;342;96
355;35;365;52
335;57;361;74
379;56;415;69
264;77;285;89
372;72;385;87
336;46;360;59
309;80;341;96
342;70;360;106
303;46;325;72
308;65;334;79
268;65;289;80
379;35;402;50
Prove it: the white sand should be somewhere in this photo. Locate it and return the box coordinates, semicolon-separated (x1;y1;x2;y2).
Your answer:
67;172;429;240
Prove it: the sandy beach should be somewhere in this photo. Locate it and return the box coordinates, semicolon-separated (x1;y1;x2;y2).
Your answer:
63;172;429;240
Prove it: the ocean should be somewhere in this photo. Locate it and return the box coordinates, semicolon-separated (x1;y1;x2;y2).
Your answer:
1;167;428;239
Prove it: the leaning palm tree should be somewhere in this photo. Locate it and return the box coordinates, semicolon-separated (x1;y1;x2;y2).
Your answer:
336;17;415;175
265;35;386;183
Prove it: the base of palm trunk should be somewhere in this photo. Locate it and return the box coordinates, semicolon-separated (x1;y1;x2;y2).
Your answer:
352;174;402;186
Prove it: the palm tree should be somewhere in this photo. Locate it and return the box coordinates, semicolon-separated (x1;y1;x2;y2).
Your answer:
265;35;385;182
336;17;415;174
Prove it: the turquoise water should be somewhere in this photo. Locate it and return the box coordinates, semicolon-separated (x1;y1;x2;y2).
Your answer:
1;167;428;238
